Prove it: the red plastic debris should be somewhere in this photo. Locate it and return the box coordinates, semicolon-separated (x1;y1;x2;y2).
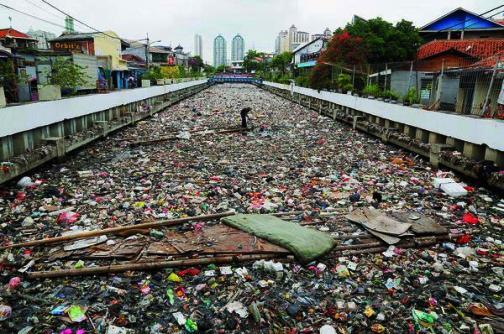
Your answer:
462;212;479;225
456;234;472;244
56;211;80;224
177;268;201;277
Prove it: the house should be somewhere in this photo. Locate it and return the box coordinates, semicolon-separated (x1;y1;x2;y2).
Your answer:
0;28;38;50
376;8;504;111
413;8;504;113
419;7;504;42
49;31;130;89
122;54;146;84
453;52;504;115
292;37;328;72
0;28;39;102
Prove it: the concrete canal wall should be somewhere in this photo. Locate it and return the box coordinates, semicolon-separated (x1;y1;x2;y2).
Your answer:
0;80;209;184
262;81;504;189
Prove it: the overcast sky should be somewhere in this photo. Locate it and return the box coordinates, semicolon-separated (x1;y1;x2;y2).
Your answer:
1;0;502;64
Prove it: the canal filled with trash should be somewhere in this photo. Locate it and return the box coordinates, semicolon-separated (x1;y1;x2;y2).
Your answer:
0;84;502;333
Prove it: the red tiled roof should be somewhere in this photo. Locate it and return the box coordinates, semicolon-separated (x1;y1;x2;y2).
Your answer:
467;50;504;68
0;28;34;39
122;54;145;63
417;39;504;60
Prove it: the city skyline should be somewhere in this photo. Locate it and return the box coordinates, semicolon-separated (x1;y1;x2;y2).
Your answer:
193;34;202;59
213;34;226;67
231;34;245;61
2;0;499;65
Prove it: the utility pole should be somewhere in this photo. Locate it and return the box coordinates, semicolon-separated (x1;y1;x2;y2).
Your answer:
483;56;499;117
145;33;150;70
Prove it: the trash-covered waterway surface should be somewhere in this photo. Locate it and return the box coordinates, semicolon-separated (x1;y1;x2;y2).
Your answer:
0;84;502;333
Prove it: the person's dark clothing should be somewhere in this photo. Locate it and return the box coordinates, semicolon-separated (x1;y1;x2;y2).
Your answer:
240;107;251;128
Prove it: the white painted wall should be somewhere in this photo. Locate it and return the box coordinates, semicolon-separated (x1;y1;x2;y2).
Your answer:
265;81;504;152
0;80;206;137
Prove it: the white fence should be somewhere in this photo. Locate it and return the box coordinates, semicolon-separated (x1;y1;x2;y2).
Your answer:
265;82;504;152
0;80;207;137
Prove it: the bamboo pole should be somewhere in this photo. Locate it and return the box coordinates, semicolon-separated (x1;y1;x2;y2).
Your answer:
27;254;284;279
2;211;235;250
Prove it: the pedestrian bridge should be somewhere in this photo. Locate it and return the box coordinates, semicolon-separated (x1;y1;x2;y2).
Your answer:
208;74;263;84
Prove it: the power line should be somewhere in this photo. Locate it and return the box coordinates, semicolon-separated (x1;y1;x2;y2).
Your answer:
0;3;67;29
22;0;65;21
40;0;123;41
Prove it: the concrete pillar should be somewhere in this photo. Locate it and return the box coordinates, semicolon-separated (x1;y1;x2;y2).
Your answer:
42;137;65;157
95;121;109;136
12;133;30;155
64;119;76;136
0;136;13;160
429;144;451;168
384;119;397;130
49;123;64;138
403;125;415;138
446;137;464;152
32;128;43;147
484;147;504;167
353;116;362;130
463;143;485;161
428;132;446;145
415;128;429;143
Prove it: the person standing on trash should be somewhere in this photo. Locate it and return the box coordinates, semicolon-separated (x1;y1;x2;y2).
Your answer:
240;107;252;128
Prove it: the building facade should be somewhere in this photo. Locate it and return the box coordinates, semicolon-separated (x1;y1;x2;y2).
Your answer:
293;37;329;69
311;28;332;41
26;29;56;49
49;31;129;89
194;34;202;58
288;25;309;51
276;25;310;53
275;30;289;54
213;34;226;67
231;34;244;61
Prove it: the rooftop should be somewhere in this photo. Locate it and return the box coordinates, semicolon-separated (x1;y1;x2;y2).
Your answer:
416;39;504;60
420;7;504;32
0;28;36;40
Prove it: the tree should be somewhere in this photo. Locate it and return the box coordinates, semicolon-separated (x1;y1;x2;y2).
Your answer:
203;64;215;75
48;58;89;92
271;52;292;74
243;49;267;73
338;17;422;63
215;65;226;73
310;31;366;90
189;56;204;73
160;66;181;79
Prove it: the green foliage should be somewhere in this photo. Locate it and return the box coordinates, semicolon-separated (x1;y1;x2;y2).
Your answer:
142;67;164;81
0;60;17;87
273;74;291;84
189;56;204;72
382;90;400;100
336;73;353;92
215;65;226;73
178;65;186;78
271;52;292;74
403;87;419;104
203;64;215;75
338;17;422;63
48;58;89;91
295;75;309;87
243;49;268;73
362;84;381;97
